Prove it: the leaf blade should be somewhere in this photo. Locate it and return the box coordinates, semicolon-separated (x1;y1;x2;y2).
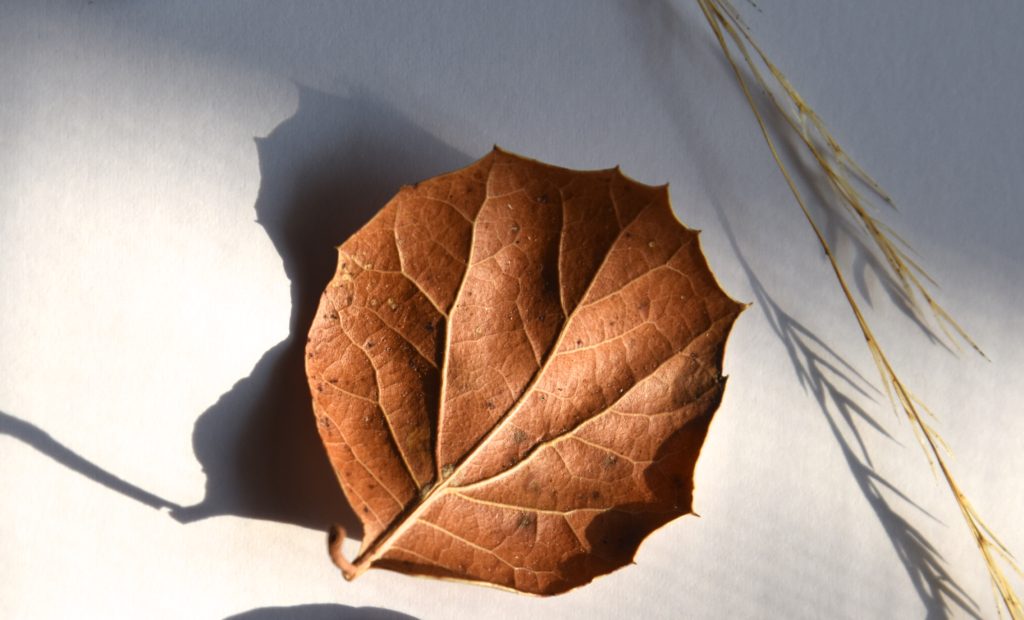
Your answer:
307;148;743;594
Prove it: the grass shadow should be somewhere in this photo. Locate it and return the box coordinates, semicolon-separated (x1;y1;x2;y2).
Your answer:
618;0;947;349
714;204;978;619
615;2;976;614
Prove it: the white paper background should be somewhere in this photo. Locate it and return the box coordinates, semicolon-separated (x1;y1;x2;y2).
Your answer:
2;2;1022;618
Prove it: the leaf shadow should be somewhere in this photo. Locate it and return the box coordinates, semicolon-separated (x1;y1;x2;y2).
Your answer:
168;86;471;533
0;86;471;543
223;604;418;620
0;409;178;511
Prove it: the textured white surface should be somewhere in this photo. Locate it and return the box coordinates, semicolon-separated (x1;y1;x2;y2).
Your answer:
1;2;1022;618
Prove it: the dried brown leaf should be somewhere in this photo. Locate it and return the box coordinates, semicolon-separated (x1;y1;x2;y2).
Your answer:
305;148;743;595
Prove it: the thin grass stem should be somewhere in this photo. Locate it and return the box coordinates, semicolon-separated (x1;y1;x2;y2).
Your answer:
696;1;1022;617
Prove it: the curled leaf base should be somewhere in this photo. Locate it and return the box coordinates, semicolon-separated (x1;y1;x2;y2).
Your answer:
327;525;358;580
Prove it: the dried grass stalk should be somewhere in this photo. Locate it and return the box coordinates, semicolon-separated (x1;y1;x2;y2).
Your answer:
695;1;1022;617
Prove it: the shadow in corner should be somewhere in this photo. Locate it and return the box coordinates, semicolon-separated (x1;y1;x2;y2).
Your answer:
224;604;417;620
713;204;979;620
0;86;470;541
169;87;470;533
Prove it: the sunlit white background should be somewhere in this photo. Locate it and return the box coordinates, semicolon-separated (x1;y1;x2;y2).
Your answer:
2;2;1022;618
